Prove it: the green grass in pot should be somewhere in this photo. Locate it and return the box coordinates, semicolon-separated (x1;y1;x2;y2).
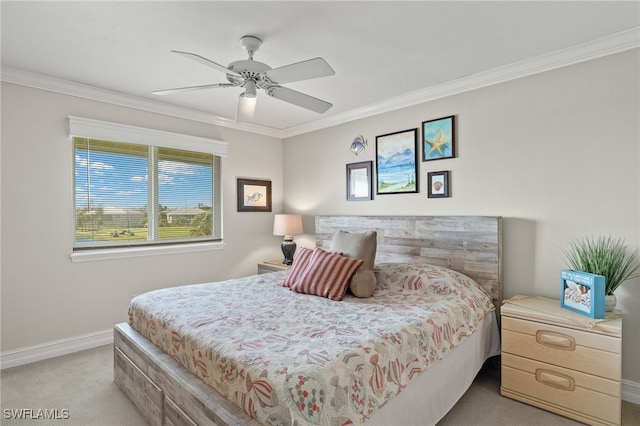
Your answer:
563;236;640;296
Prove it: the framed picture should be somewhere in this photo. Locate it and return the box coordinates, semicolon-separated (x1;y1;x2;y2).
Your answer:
346;161;373;201
427;170;450;198
560;269;606;319
237;178;272;212
422;115;456;161
375;128;418;194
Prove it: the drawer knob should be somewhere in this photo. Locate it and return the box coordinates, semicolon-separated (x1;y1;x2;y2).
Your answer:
535;330;576;351
535;368;575;391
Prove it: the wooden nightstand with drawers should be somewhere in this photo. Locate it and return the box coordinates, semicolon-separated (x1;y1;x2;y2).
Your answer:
500;295;622;426
257;260;291;274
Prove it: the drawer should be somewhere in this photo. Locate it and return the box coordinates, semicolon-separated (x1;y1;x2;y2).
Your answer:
502;317;621;380
502;353;620;398
502;353;620;425
114;347;164;425
165;397;198;426
502;317;621;353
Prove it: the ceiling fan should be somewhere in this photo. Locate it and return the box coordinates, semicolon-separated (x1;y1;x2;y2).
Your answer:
153;35;335;122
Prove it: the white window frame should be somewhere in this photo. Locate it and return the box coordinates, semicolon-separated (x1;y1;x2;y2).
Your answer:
68;116;228;262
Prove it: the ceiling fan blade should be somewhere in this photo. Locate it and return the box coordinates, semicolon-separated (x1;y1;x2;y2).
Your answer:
153;83;235;96
265;57;335;84
236;93;257;122
267;86;332;114
171;50;239;75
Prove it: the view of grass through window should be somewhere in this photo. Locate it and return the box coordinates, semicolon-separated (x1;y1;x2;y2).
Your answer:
74;138;218;248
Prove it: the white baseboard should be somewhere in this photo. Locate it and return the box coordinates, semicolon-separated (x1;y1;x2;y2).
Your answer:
0;329;113;370
2;329;640;405
622;379;640;405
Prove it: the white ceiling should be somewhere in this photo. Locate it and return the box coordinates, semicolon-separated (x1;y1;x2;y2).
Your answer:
2;1;639;138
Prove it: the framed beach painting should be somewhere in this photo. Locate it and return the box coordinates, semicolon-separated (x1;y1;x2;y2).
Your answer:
237;178;272;212
376;128;418;194
422;115;456;161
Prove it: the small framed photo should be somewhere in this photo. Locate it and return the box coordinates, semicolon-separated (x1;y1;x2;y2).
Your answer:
237;178;272;212
346;161;373;201
375;128;419;195
427;171;450;198
560;270;606;319
422;115;456;161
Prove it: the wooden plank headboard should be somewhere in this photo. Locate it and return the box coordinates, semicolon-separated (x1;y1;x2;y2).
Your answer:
315;215;503;307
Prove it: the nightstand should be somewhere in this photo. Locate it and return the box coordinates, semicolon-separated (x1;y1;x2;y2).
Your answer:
500;295;622;426
257;260;291;274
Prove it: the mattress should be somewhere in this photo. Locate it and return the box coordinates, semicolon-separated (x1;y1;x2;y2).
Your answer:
365;311;500;425
128;262;496;425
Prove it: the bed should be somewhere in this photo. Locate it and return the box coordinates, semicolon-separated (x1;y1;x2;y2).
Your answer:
114;215;502;425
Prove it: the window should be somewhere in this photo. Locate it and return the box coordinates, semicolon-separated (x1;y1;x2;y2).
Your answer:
70;117;227;256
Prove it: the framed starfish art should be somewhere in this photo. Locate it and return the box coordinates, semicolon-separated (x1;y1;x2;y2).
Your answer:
422;115;456;161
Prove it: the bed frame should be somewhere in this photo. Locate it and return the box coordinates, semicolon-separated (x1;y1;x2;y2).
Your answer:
114;215;502;425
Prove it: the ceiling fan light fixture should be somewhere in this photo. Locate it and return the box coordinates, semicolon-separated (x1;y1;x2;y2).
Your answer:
236;92;257;122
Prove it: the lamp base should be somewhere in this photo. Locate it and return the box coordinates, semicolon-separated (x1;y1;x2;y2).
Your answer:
281;237;296;265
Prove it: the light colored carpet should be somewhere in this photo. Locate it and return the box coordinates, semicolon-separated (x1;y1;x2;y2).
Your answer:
1;345;638;425
1;345;146;426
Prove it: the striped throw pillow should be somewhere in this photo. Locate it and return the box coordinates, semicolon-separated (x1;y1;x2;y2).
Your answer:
290;248;364;301
281;247;314;287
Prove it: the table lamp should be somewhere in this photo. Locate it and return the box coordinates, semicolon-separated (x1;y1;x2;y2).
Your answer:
273;214;303;265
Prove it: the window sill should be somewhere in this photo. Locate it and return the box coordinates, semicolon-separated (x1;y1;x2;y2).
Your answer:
69;241;225;263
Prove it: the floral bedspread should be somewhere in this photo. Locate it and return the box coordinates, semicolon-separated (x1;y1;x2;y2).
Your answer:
128;263;495;426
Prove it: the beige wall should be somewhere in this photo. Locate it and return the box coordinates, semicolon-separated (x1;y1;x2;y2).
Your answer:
0;83;284;350
283;50;640;385
1;49;638;393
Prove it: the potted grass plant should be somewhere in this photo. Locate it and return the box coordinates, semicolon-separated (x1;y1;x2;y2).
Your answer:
563;236;640;311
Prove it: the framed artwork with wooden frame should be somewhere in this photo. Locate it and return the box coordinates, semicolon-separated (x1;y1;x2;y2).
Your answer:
346;161;373;201
237;178;272;212
375;128;419;195
427;170;450;198
422;115;456;161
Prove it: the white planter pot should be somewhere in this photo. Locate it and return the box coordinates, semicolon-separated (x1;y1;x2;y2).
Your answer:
605;294;617;312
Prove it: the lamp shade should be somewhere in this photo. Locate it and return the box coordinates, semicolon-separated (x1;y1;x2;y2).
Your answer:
273;214;303;236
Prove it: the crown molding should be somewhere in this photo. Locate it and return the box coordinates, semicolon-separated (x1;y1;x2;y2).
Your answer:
0;67;283;138
280;27;640;138
2;27;638;140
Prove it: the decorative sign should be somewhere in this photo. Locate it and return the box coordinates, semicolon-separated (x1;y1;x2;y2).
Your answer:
560;269;605;319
